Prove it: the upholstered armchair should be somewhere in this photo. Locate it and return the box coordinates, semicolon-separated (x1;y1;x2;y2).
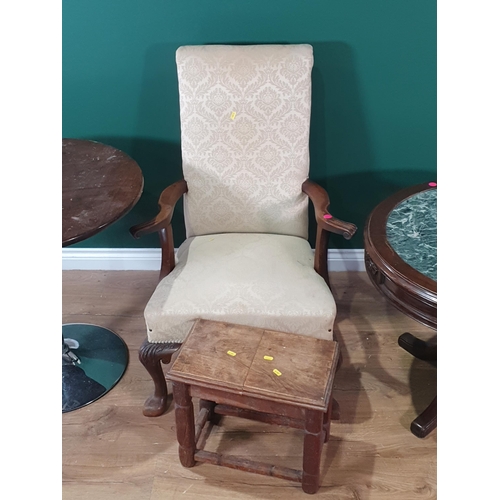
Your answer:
131;44;356;417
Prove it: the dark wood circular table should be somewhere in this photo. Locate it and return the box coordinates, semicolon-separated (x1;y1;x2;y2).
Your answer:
63;139;144;246
364;182;437;438
62;139;144;412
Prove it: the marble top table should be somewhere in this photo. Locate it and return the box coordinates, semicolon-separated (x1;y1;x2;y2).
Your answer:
364;183;437;330
62;139;144;413
364;182;437;438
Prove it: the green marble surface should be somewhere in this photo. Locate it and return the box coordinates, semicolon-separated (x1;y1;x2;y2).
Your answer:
386;188;437;281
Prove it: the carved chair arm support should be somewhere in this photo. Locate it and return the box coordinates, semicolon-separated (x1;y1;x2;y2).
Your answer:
130;179;188;239
302;179;357;240
129;179;187;282
302;179;357;288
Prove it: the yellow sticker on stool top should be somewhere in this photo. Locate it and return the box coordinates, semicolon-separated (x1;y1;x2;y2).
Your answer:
264;355;274;361
227;350;236;356
230;111;237;120
273;369;282;376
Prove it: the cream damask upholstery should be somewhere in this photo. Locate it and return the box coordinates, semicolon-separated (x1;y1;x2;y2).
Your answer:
145;233;336;343
131;44;357;417
176;44;313;239
143;44;337;345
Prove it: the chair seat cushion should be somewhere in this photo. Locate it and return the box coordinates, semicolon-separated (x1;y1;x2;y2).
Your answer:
144;233;336;343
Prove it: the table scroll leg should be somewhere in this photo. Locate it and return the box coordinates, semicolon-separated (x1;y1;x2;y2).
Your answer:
302;409;324;494
398;332;437;438
172;382;196;467
411;396;437;439
398;332;437;362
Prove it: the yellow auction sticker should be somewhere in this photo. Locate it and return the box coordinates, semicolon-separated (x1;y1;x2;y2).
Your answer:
263;355;274;361
273;369;282;376
227;350;236;357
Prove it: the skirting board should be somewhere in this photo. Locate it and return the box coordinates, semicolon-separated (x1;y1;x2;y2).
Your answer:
62;248;366;272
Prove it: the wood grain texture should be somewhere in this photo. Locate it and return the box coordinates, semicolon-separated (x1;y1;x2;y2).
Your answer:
169;320;339;411
189;385;306;421
171;321;264;389
244;329;338;409
62;270;436;499
167;319;337;492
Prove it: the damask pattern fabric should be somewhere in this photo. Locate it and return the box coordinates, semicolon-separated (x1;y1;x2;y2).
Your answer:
176;44;313;239
145;233;336;343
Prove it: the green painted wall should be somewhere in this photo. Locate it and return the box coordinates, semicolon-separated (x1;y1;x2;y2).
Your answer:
63;0;436;249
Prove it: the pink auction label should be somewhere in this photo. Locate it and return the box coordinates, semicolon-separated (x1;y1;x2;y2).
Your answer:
323;214;332;219
428;182;437;187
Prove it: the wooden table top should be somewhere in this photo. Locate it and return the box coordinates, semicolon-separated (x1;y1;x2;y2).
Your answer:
364;183;437;330
168;319;340;411
62;139;144;247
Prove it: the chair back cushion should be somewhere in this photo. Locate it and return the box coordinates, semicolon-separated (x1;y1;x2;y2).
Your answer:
176;44;313;238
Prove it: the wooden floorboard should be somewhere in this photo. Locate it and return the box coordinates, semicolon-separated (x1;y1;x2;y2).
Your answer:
62;270;436;499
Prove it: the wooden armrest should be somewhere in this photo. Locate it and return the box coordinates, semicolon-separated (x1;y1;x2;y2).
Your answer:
130;179;187;239
302;179;357;240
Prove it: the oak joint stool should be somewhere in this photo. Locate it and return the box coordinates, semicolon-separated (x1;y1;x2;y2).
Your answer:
167;319;340;494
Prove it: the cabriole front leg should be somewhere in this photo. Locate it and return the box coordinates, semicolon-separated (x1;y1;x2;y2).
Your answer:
138;339;181;417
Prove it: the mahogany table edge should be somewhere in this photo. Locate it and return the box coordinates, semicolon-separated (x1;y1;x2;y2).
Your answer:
364;182;437;330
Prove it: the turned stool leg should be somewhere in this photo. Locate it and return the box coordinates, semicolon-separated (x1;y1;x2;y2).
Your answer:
172;382;196;467
323;394;334;443
302;409;324;494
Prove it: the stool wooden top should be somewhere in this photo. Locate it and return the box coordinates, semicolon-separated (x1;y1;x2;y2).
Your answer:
168;319;339;411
